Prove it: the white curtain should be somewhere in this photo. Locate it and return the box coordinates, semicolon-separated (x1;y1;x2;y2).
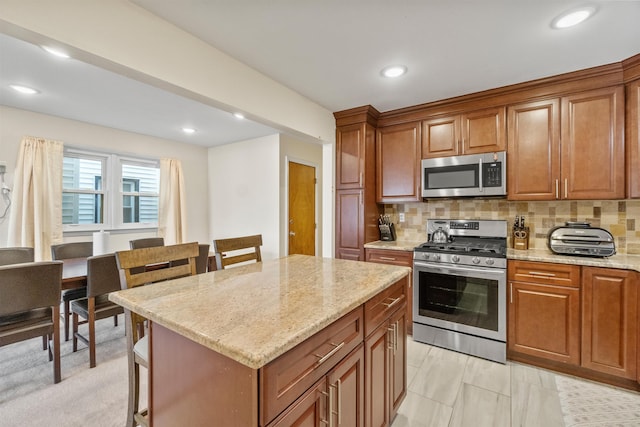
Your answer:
7;136;63;261
158;158;187;245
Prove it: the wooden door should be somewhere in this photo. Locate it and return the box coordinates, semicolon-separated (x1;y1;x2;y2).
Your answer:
508;281;580;364
335;189;363;261
336;123;366;189
376;122;422;203
461;106;506;155
421;115;460;158
582;267;637;379
627;79;640;198
388;308;406;421
327;345;365;427
288;161;315;256
507;99;561;200
365;322;390;427
267;378;327;427
561;86;625;199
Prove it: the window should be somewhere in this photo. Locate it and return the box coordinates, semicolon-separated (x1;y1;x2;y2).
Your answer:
62;149;159;232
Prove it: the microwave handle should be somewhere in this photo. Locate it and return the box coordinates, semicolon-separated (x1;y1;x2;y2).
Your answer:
478;158;483;192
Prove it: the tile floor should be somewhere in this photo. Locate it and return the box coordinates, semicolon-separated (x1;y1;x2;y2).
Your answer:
392;337;640;427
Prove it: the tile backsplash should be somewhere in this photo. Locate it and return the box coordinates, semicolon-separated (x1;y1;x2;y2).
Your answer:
385;199;640;254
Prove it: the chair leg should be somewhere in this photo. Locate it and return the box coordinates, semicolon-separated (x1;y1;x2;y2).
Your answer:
52;305;61;384
64;300;71;341
47;333;53;362
114;314;118;327
89;302;96;368
72;312;79;352
42;335;47;350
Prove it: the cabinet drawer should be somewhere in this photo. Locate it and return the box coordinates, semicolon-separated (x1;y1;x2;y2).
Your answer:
260;307;364;425
364;277;407;337
366;249;412;266
508;260;580;287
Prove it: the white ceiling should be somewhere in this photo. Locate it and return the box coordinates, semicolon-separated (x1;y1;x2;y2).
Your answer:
2;1;640;147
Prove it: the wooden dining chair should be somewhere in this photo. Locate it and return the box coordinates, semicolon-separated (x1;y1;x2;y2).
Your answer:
51;242;94;341
71;253;124;368
212;234;263;270
116;242;199;427
129;237;164;249
0;261;63;383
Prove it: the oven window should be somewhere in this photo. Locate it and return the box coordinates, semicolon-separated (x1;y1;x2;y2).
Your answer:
417;270;498;331
424;164;479;189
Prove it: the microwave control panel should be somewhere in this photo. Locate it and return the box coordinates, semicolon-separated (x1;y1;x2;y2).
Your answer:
482;162;502;187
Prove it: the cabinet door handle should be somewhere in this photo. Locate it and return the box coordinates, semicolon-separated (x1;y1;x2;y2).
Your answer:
320;390;330;426
510;282;513;304
379;256;396;261
337;379;342;425
564;178;568;199
315;342;345;365
555;179;559;199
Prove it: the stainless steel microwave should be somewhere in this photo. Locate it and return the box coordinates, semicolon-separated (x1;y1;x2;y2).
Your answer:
421;151;506;198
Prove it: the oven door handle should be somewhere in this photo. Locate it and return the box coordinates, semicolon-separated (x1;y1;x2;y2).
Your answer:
414;261;504;278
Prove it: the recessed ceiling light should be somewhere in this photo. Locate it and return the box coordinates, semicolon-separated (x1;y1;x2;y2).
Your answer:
182;127;196;134
381;65;408;78
41;45;70;58
233;112;245;119
551;6;597;29
10;84;39;95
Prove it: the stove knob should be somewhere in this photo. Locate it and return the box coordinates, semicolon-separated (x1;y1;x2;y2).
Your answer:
486;258;495;266
422;253;430;260
472;257;480;264
433;254;441;261
451;255;460;263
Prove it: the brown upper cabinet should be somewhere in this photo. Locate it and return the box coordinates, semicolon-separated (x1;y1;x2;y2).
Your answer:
627;79;640;198
336;123;371;190
508;86;625;200
376;122;422;203
421;106;506;158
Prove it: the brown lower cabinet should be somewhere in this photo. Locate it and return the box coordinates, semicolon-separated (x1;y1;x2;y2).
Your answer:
365;248;413;335
508;260;639;389
150;276;408;426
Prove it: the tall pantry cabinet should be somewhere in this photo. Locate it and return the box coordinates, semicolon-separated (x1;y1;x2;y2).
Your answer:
334;106;383;260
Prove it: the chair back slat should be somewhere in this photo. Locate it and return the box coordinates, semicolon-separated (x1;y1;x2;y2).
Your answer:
116;243;199;288
0;247;34;266
86;254;121;298
51;242;93;260
213;234;262;270
0;261;62;316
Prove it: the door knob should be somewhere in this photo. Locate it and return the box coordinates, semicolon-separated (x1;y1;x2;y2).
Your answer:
289;231;296;236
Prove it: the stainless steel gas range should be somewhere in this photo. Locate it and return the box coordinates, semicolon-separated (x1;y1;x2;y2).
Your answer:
413;219;507;363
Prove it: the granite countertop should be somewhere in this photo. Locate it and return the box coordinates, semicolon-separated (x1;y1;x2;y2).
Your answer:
364;240;640;272
507;248;640;272
109;254;410;369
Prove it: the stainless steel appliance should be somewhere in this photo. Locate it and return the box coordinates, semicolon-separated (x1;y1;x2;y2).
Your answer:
421;151;506;198
413;219;507;363
548;221;616;257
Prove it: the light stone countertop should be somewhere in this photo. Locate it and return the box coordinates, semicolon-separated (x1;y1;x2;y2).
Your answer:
109;254;410;369
364;240;640;272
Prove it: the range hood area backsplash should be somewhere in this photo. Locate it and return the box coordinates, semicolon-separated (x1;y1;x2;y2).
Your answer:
385;200;640;255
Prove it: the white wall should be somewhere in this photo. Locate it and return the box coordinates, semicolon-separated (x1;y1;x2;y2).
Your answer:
208;135;281;261
0;106;210;252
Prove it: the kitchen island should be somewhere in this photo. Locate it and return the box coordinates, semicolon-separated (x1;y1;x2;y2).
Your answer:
110;254;410;426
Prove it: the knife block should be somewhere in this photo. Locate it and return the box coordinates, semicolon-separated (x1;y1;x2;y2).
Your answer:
379;223;396;241
512;227;529;250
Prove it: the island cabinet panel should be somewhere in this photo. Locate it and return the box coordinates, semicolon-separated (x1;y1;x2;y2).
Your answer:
150;323;259;427
581;267;637;380
376;122;422;203
366;248;413;335
421;107;505;159
627;79;640;198
507;99;561;200
364;276;408;427
260;307;364;425
507;261;581;365
561;86;625;200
